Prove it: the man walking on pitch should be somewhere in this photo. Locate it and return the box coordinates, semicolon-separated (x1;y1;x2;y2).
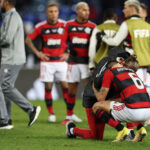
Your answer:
0;0;41;129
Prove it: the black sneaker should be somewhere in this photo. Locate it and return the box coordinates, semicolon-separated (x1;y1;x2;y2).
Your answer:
8;119;12;125
0;123;13;129
28;106;41;126
8;119;14;128
66;121;76;138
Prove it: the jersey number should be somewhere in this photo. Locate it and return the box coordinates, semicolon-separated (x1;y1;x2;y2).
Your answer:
128;73;144;89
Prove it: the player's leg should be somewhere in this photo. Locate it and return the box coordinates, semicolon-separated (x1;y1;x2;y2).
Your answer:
59;81;68;103
55;61;68;103
40;62;56;122
66;82;82;122
65;82;78;118
66;108;103;139
65;64;82;122
2;64;41;127
126;122;135;140
44;82;56;122
93;101;130;142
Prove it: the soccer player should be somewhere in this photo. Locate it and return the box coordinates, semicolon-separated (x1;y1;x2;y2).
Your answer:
101;0;150;93
89;8;119;71
0;0;41;129
92;57;150;142
26;3;69;122
66;48;139;141
61;2;96;124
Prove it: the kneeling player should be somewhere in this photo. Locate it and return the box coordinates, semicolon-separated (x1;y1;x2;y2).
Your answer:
66;48;140;141
92;57;149;142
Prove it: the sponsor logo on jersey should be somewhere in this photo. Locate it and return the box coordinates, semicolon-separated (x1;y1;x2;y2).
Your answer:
47;39;61;45
134;29;150;38
72;37;88;44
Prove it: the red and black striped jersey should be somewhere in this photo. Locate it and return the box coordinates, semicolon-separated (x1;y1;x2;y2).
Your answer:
65;20;96;64
102;67;150;109
28;20;67;62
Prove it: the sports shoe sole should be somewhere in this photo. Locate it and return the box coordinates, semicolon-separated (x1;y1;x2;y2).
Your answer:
29;106;41;126
66;121;74;137
0;125;14;130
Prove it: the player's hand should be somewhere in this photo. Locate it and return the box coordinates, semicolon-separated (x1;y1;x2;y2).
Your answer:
92;102;101;114
96;31;106;41
59;53;69;61
37;51;50;61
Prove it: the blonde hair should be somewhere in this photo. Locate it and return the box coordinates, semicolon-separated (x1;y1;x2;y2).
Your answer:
76;2;89;10
124;0;141;12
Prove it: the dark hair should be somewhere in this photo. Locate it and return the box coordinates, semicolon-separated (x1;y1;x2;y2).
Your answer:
6;0;16;6
103;8;117;21
124;55;139;72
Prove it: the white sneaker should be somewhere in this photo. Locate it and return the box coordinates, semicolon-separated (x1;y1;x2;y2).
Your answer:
71;114;82;122
48;114;56;122
0;124;14;130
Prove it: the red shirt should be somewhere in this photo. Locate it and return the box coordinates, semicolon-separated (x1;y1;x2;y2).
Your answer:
102;67;150;109
65;20;96;64
28;20;67;62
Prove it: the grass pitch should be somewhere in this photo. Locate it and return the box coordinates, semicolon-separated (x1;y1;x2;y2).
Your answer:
0;99;150;150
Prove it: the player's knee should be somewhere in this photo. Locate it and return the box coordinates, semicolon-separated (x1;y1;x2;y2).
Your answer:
45;87;52;91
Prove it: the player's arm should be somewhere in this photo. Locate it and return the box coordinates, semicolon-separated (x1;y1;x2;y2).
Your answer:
92;83;110;101
25;36;49;61
25;27;50;61
102;22;128;46
112;97;122;102
88;27;100;72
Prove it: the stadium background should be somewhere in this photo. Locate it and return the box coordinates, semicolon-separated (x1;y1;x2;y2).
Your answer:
11;0;150;99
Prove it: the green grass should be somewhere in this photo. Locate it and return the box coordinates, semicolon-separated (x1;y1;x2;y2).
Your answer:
0;99;150;150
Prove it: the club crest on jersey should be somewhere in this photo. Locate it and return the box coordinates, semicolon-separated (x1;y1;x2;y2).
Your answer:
57;27;64;34
85;27;91;34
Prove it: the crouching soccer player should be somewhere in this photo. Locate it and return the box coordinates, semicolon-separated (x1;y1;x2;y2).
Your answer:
66;48;141;141
92;56;149;142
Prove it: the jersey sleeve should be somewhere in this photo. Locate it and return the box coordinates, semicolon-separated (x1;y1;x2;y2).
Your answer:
28;26;42;40
101;69;114;88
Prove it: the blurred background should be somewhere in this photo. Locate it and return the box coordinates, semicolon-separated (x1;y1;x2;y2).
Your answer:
2;0;150;99
13;0;150;68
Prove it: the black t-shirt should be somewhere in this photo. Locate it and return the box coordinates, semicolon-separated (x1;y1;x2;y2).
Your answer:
83;48;128;108
83;57;113;108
